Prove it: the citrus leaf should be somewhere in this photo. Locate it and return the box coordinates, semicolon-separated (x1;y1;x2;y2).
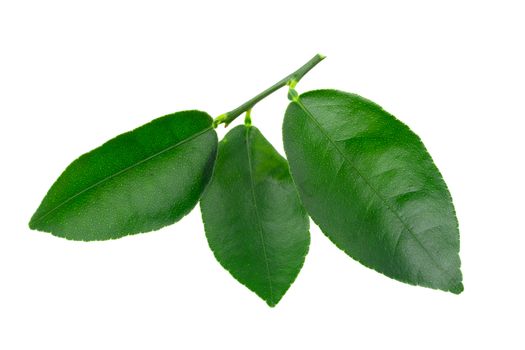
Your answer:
283;89;462;293
200;125;310;306
30;110;218;241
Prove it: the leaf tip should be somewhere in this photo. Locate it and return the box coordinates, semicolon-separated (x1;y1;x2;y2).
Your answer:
265;299;278;308
450;282;464;295
263;293;285;307
28;214;39;231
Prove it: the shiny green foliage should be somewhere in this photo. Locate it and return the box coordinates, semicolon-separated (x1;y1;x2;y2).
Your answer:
30;56;463;304
200;125;310;306
30;111;217;240
283;89;462;293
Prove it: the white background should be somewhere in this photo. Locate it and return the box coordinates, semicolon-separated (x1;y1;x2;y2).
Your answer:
1;1;524;349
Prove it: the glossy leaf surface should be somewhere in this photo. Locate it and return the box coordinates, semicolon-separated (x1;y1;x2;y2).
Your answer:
200;125;310;306
283;89;462;293
30;110;218;240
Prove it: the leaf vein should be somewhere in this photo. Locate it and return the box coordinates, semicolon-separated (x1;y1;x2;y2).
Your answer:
245;127;275;305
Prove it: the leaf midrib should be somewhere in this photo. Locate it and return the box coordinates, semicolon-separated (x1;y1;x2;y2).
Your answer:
244;127;275;305
294;99;451;278
32;126;213;224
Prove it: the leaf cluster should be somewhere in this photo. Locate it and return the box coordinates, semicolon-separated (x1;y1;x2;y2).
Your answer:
30;56;463;306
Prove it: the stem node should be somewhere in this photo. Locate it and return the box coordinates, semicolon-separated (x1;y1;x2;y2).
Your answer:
214;54;325;127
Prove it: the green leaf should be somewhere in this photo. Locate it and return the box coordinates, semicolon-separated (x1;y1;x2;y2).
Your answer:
200;125;310;306
283;89;463;293
30;110;218;241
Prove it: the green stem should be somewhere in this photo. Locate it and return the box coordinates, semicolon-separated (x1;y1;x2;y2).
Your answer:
214;54;326;127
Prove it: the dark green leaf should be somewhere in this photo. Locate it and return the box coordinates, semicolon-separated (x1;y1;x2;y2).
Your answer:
283;89;462;293
30;110;218;241
200;125;310;306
